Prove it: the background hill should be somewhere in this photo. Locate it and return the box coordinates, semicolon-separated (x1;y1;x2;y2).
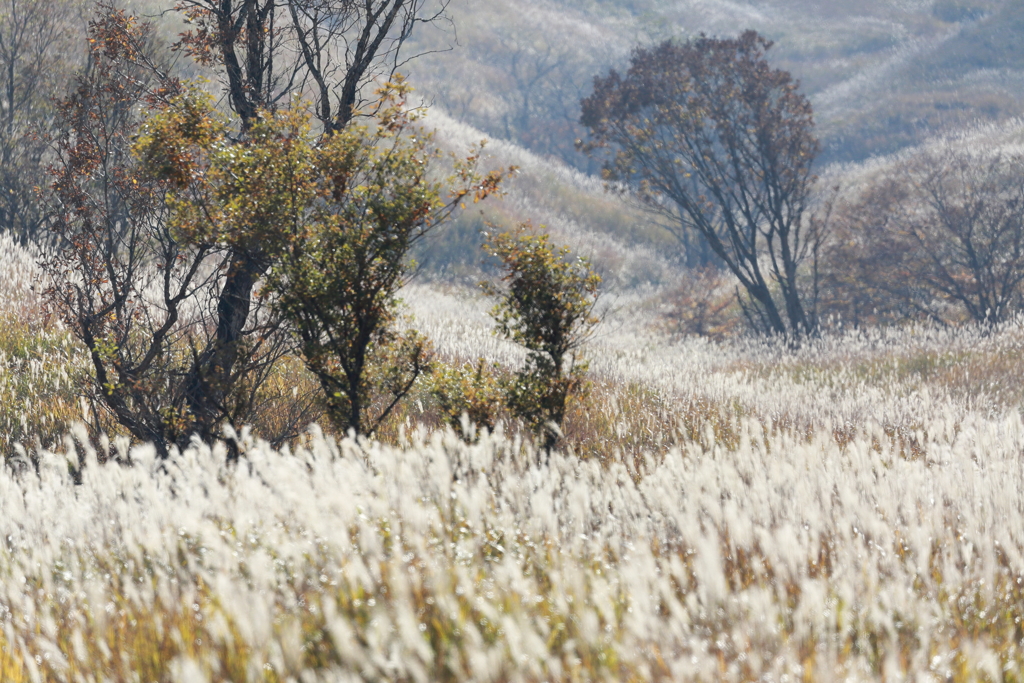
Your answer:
125;0;1024;291
404;0;1024;167
361;0;1024;294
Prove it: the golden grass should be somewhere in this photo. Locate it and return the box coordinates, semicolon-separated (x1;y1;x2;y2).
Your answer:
0;630;27;682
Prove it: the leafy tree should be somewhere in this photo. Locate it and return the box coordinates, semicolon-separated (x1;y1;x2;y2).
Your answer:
43;1;463;454
580;31;823;337
483;226;600;450
163;0;450;441
250;85;506;436
135;80;507;439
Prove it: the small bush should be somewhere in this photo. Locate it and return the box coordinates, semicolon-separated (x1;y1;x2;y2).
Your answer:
482;225;600;449
658;266;741;340
428;358;502;440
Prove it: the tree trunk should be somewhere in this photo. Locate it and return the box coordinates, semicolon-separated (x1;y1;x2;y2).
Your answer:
183;250;268;447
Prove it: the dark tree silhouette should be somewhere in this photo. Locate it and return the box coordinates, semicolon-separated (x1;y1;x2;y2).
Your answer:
581;31;823;337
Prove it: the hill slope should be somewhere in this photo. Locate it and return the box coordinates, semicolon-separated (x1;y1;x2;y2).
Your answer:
405;0;1024;165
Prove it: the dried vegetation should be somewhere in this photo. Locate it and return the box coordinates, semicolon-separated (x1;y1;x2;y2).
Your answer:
1;238;1023;681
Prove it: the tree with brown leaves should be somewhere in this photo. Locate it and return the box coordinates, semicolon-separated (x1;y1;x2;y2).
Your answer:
45;12;220;457
581;31;822;337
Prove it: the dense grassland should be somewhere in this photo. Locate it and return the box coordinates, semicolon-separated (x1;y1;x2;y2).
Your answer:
2;235;1024;681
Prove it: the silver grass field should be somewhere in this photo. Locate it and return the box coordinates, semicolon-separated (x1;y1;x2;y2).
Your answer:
0;233;1023;682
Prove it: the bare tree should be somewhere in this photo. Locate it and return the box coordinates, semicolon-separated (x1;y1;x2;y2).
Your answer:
46;14;214;457
413;13;608;170
581;31;822;337
491;32;568;141
823;147;1024;326
175;0;446;132
909;148;1024;324
0;0;81;243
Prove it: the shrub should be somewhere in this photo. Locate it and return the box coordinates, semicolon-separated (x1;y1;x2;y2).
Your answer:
482;226;600;449
658;266;742;341
428;358;502;440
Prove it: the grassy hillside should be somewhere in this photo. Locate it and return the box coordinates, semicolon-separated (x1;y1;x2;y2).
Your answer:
409;110;677;289
375;0;1024;297
404;0;1024;165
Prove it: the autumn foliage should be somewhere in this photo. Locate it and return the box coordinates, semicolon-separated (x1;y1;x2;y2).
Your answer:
43;5;510;454
581;31;822;337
